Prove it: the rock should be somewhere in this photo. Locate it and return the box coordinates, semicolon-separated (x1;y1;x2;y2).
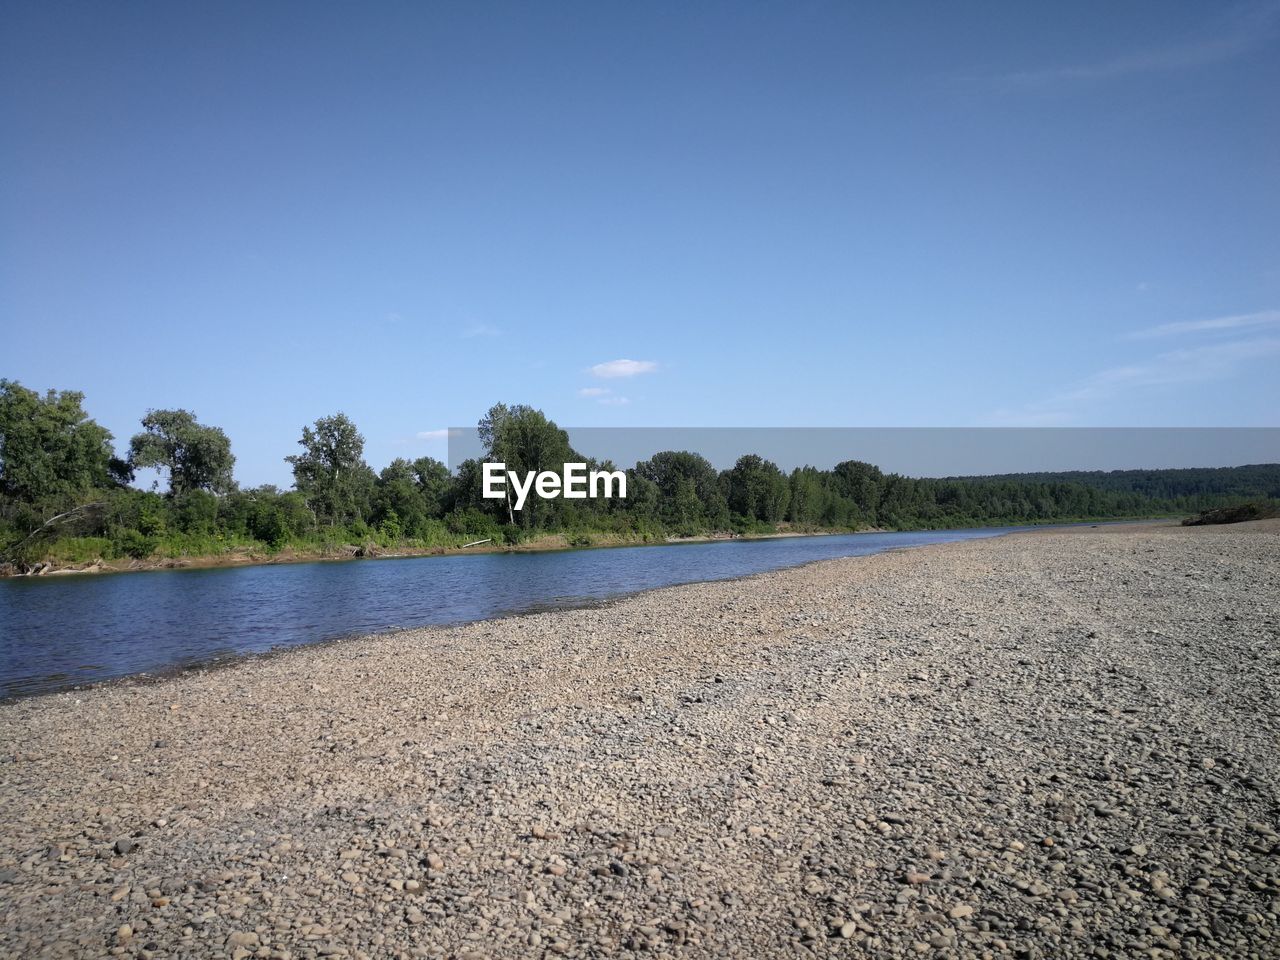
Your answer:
114;837;135;856
949;904;974;919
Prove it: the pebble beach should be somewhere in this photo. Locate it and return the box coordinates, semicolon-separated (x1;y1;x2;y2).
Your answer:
1;521;1277;959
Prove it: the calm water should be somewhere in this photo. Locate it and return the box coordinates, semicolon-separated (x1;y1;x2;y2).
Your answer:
0;527;1025;698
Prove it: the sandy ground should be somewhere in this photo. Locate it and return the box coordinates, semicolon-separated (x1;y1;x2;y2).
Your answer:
0;520;1277;959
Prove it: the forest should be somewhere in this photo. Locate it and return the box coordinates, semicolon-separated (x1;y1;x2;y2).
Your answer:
2;379;1278;571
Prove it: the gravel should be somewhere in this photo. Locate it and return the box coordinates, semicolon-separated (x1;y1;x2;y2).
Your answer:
1;520;1277;959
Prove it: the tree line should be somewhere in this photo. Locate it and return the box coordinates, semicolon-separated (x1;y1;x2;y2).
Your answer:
2;379;1277;568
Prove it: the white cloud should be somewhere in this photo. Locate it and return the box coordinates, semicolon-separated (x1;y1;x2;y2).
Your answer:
415;428;458;441
589;358;658;379
599;396;631;406
461;322;501;339
1126;309;1280;340
578;387;611;397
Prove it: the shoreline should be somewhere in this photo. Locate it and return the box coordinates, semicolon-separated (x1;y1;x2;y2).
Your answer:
1;522;1168;704
3;520;1274;957
2;515;1175;580
0;526;1015;705
3;528;841;580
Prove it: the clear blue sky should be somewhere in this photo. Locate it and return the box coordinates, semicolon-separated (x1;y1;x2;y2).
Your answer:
3;1;1278;486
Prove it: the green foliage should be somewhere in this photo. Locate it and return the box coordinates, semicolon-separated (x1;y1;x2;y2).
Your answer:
0;379;118;511
286;413;372;526
5;380;1280;570
478;403;577;529
725;454;790;523
114;528;157;559
129;408;235;495
1182;500;1279;525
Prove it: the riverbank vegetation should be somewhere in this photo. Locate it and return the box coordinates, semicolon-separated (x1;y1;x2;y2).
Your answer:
2;379;1278;572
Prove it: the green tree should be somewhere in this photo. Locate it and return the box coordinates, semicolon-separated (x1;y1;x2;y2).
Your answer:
373;458;430;535
634;450;729;530
129;409;235;496
286;413;372;526
478;403;576;529
0;379;119;512
412;456;451;517
724;454;790;523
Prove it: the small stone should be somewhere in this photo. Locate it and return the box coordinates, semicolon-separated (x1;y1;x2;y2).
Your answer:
404;879;422;893
117;925;133;941
949;904;974;919
114;838;135;856
840;921;858;938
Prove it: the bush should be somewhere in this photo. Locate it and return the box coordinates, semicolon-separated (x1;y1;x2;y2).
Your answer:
114;529;156;559
1183;500;1279;526
47;536;114;564
174;490;219;534
249;505;290;548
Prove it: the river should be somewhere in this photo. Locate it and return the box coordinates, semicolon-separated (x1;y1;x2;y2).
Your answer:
0;527;1031;697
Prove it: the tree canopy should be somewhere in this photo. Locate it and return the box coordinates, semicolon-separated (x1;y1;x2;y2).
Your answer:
129;408;235;496
0;379;119;512
3;377;1278;570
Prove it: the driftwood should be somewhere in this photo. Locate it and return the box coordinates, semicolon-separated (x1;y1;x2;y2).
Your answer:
461;538;492;548
2;501;106;562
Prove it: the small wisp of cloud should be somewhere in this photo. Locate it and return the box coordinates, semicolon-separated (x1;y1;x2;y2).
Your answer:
460;322;501;339
416;428;458;441
989;307;1280;425
1126;309;1280;340
578;386;630;405
589;358;657;379
968;2;1279;90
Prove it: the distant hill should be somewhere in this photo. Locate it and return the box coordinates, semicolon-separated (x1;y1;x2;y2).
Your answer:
946;464;1280;500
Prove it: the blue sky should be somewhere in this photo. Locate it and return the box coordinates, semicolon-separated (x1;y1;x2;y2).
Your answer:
3;1;1278;486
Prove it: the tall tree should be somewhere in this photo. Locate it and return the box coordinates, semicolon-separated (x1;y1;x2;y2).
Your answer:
477;403;576;528
724;454;790;523
634;450;729;529
0;379;120;511
286;413;372;525
412;456;451;517
129;409;235;496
